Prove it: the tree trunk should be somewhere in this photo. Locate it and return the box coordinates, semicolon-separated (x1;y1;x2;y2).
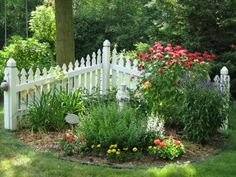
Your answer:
55;0;75;66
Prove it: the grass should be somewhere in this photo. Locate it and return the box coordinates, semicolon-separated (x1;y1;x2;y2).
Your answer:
0;103;236;177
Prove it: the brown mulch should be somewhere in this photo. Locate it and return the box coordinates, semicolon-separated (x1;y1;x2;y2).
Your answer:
15;130;223;169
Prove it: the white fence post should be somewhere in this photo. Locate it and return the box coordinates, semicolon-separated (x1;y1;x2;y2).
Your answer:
102;40;111;94
4;58;19;130
220;66;230;130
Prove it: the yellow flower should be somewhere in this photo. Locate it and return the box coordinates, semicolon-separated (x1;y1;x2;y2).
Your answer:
111;149;116;153
107;149;112;154
116;151;121;155
148;146;153;149
91;145;95;148
132;147;138;152
142;80;151;89
113;144;118;148
123;147;128;151
97;144;101;148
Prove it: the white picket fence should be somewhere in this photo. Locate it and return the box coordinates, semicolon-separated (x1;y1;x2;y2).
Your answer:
2;40;141;130
2;40;230;130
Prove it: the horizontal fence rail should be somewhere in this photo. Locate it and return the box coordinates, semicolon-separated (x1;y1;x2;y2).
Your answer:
1;40;230;130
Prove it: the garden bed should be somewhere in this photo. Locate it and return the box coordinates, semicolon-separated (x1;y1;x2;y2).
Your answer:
15;129;223;169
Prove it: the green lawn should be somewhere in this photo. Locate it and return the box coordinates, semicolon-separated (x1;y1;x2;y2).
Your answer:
0;103;236;177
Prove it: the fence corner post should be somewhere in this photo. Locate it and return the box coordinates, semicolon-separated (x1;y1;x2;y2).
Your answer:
4;58;18;130
220;66;230;130
102;40;111;94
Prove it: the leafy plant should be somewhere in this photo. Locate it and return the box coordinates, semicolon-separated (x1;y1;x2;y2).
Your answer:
79;102;153;149
182;80;230;144
59;130;78;155
135;42;214;127
148;138;185;160
26;89;85;132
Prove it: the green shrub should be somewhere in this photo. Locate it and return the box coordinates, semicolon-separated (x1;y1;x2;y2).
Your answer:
0;35;54;81
182;80;230;144
26;89;85;132
79;103;152;149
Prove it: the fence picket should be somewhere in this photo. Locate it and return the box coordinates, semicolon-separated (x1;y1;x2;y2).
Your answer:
2;40;230;130
112;48;118;88
97;49;102;90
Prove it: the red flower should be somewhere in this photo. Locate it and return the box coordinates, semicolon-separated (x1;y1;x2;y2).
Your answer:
149;47;154;53
178;49;188;56
63;132;68;139
159;68;165;73
165;61;172;66
198;56;204;62
174;45;182;51
174;140;181;146
154;139;161;145
159;142;166;147
156;53;164;59
184;61;193;67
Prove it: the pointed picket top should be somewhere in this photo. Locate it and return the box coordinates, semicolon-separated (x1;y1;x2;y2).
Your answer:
86;55;91;67
49;67;54;76
126;57;131;69
221;66;228;75
118;53;124;67
68;62;74;72
42;67;47;77
92;52;96;65
28;68;34;82
74;60;79;70
97;49;102;65
214;75;220;82
20;68;27;83
112;48;118;65
81;57;85;68
7;58;16;67
35;68;41;80
62;64;67;73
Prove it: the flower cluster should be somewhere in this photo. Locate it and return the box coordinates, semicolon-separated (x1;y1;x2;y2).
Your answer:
148;137;185;160
136;42;216;72
59;130;78;155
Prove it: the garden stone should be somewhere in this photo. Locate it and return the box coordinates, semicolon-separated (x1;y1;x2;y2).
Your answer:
65;114;79;125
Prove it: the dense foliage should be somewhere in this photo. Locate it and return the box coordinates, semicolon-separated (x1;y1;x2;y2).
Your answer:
79;102;150;149
135;42;215;126
182;80;230;144
26;89;85;132
0;35;53;81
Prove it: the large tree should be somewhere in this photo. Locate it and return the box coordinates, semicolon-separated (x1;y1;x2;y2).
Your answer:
55;0;75;66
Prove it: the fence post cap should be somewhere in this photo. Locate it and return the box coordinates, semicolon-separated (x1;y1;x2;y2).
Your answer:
7;58;16;67
220;66;228;75
103;40;110;47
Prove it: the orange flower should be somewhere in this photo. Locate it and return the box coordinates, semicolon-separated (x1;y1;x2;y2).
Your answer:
174;140;181;146
159;142;166;147
143;80;151;89
154;139;161;145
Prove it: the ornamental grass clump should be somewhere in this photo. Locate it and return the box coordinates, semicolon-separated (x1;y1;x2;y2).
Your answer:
182;80;230;144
